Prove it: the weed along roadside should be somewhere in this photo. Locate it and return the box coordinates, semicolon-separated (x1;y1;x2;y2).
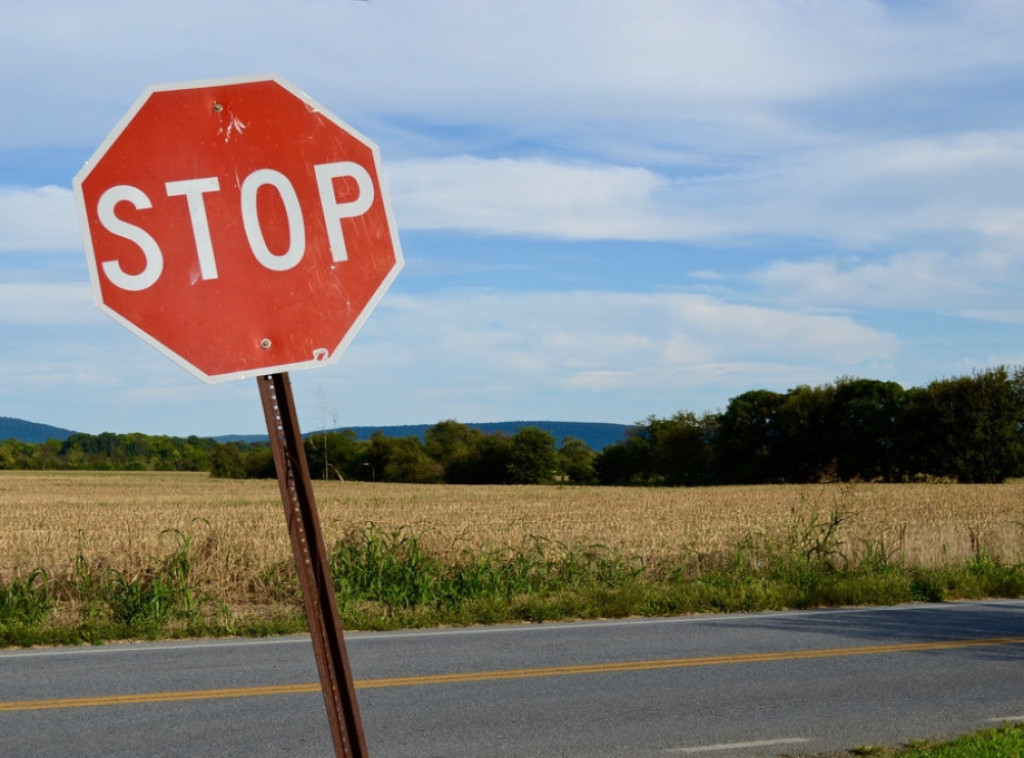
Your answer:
1;472;1023;645
787;723;1024;758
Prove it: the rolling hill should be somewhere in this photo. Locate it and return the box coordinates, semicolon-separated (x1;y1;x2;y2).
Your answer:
2;418;634;451
0;417;76;444
222;420;634;451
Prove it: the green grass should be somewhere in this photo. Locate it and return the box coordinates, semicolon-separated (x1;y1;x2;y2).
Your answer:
834;723;1024;757
2;513;1023;644
326;525;647;628
318;513;1024;630
0;529;249;646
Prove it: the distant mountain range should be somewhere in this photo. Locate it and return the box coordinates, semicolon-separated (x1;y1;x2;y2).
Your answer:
2;417;634;451
0;417;77;444
221;420;634;450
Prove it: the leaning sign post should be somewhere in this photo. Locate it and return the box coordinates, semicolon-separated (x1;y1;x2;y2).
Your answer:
73;75;403;758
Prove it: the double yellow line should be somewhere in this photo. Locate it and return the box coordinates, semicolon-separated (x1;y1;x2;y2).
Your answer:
3;635;1023;713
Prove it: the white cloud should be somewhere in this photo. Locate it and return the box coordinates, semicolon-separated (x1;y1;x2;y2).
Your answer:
282;289;899;424
389;157;717;240
5;1;1024;152
0;282;93;323
959;309;1024;326
767;131;1024;244
366;289;897;390
388;127;1024;245
0;186;80;252
752;248;1018;314
685;129;1024;245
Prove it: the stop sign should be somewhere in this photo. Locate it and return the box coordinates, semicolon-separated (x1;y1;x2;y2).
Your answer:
73;75;403;382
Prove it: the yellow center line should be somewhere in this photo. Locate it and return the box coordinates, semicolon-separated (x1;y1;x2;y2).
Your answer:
2;635;1022;713
0;683;319;712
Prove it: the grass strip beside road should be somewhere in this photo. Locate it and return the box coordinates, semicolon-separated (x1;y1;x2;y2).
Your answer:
822;722;1024;757
4;519;1024;647
897;723;1024;757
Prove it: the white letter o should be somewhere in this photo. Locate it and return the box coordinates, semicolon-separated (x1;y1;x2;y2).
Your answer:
240;169;306;271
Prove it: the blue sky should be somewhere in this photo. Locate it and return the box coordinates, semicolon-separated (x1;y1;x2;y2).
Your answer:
4;1;1024;438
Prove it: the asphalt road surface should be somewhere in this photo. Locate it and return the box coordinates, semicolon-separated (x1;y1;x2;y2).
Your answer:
2;600;1023;757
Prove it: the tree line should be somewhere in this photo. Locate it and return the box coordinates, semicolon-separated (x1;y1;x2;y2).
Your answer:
0;420;592;484
208;421;598;485
3;366;1023;485
0;432;218;473
597;367;1024;485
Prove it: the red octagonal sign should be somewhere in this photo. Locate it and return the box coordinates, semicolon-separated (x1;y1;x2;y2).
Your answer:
74;75;403;382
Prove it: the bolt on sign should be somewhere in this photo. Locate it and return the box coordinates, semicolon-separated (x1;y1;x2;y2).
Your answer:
74;74;402;382
73;75;403;758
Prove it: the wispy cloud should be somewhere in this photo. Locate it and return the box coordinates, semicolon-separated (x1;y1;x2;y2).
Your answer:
390;129;1024;246
751;248;1019;315
0;186;79;252
0;282;93;323
357;289;898;399
6;2;1024;151
388;157;718;240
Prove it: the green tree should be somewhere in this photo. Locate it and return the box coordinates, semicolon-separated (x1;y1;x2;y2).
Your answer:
506;426;558;484
361;432;441;483
899;367;1024;483
593;432;654;485
244;446;278;479
830;377;905;481
184;435;218;471
209;443;246;479
384;437;442;483
445;433;514;484
425;420;486;482
557;437;596;484
717;389;786;483
305;430;361;480
657;411;720;486
425;420;478;464
773;384;835;483
0;439;33;469
29;439;63;469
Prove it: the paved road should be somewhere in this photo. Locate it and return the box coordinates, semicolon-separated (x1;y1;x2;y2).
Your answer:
2;600;1023;757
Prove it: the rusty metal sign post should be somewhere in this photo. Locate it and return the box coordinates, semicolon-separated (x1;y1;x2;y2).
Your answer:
259;372;369;758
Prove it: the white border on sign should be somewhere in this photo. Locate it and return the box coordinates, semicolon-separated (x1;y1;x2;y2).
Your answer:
72;74;404;384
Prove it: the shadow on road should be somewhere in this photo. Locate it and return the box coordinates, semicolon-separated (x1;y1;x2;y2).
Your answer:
706;600;1024;662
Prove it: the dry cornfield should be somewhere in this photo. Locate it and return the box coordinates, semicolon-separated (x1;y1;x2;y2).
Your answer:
2;470;1023;605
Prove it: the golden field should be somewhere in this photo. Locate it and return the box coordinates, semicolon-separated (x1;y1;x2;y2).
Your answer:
1;470;1023;606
